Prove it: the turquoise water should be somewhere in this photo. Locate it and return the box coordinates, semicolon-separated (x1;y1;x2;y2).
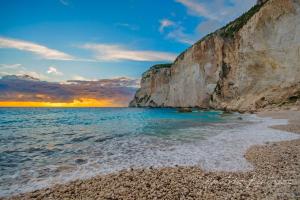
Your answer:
2;107;296;197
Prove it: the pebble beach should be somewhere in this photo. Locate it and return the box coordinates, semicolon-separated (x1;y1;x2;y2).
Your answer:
3;110;300;200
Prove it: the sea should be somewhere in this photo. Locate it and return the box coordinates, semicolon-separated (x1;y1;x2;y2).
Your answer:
0;108;298;197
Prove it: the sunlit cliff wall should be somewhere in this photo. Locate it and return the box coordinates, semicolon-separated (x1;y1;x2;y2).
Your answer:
130;0;300;112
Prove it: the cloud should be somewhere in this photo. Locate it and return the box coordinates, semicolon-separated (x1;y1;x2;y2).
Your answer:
0;71;10;76
59;0;69;6
17;70;49;80
0;37;75;61
192;0;257;34
196;20;221;34
68;77;140;88
0;75;138;106
114;23;139;31
71;75;89;81
0;64;50;80
175;0;217;20
166;26;196;45
159;19;175;33
0;63;22;69
81;43;177;62
47;66;63;76
159;20;197;45
175;0;256;21
162;0;256;45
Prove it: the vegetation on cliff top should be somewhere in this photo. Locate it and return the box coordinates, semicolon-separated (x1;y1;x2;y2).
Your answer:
142;63;172;79
142;1;268;77
174;0;268;63
219;1;267;38
149;63;172;70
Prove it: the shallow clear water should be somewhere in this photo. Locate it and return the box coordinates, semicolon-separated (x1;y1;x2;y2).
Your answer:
0;108;298;197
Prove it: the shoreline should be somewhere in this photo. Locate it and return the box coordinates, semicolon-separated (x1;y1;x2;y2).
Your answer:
3;110;300;200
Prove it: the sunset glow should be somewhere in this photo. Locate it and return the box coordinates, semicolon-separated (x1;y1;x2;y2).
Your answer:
0;98;123;107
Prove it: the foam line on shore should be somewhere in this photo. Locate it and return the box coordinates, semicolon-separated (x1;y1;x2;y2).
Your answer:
1;114;299;197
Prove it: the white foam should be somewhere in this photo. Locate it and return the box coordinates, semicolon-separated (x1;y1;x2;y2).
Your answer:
90;114;299;172
2;114;299;197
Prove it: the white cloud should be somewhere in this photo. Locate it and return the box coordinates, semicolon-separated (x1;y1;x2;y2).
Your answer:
0;37;75;61
0;64;49;80
71;75;89;81
16;70;49;80
175;0;256;21
107;76;140;88
81;44;177;62
0;71;10;76
0;63;22;69
162;0;256;45
47;66;63;76
166;26;196;45
196;20;221;35
115;23;139;31
159;19;175;33
175;0;217;20
59;0;69;6
158;19;197;45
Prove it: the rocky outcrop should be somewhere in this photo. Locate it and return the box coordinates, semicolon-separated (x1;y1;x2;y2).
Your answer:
129;64;171;107
130;0;300;111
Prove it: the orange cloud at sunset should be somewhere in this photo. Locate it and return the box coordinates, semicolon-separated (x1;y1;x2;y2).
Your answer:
0;98;124;107
0;75;138;107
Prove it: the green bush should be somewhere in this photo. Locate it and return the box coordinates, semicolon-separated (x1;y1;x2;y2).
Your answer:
142;63;172;79
219;2;266;38
149;63;172;70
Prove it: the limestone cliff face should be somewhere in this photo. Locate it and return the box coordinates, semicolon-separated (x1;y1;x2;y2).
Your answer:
129;64;171;107
130;0;300;111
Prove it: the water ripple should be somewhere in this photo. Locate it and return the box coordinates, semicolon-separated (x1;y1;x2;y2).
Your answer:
3;108;288;197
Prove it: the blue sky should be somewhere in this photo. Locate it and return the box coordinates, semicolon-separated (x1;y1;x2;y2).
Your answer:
0;0;256;82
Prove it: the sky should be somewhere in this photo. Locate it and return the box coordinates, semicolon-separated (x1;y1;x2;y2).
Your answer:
0;0;256;107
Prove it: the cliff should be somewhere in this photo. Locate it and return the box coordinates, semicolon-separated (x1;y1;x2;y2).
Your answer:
129;0;300;111
130;64;172;107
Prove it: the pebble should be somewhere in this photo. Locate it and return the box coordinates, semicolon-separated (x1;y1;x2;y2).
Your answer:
4;111;300;200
